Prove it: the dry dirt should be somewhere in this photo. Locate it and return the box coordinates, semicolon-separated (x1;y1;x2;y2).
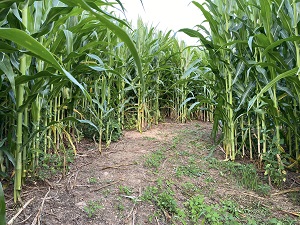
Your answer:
5;121;300;224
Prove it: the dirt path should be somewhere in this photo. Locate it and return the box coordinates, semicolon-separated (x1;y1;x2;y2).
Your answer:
6;121;300;224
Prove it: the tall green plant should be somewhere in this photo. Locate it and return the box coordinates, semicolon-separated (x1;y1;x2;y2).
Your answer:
0;0;145;203
181;0;300;174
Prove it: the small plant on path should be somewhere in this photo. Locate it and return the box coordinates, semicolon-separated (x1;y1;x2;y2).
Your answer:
84;200;103;218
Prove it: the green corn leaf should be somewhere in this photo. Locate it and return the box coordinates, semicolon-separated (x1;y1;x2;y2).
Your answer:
0;41;18;53
0;28;89;99
15;71;59;85
0;8;10;21
0;28;58;69
235;61;245;78
59;0;143;89
259;0;272;40
248;36;254;53
273;0;293;33
255;33;271;47
1;147;16;167
262;36;300;57
0;182;5;225
0;138;6;148
188;102;201;112
30;1;43;33
192;1;224;43
49;30;65;54
42;7;74;26
0;0;23;8
32;7;74;38
218;40;250;50
0;28;61;69
248;67;300;111
235;82;255;112
0;54;16;95
17;93;38;113
179;97;196;110
63;30;74;54
179;28;214;48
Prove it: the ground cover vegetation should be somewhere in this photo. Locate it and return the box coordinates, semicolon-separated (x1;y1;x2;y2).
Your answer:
0;0;299;223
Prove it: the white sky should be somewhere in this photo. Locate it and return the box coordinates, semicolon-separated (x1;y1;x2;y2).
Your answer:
116;0;206;45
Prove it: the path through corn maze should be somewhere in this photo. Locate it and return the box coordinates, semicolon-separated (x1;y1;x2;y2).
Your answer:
6;121;300;224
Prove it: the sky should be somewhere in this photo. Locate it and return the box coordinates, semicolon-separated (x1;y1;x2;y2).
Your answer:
116;0;206;45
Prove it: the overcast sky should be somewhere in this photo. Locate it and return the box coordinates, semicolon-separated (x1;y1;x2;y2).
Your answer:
116;0;206;45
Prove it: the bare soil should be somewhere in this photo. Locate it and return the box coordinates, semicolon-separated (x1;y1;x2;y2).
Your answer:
5;121;300;224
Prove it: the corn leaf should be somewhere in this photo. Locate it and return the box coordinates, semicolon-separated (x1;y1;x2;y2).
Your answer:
59;0;143;99
0;54;16;95
248;67;300;111
0;28;89;98
262;36;300;57
0;182;5;225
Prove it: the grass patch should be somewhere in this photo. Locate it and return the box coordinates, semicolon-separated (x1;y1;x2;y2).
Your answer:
206;158;271;196
186;195;242;224
118;185;133;195
139;125;297;224
35;149;75;180
242;201;298;224
175;156;206;178
181;182;201;196
144;148;166;170
175;164;206;178
141;181;298;225
140;179;291;224
143;136;157;141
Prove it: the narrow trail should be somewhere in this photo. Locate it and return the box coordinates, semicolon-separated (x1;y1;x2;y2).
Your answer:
6;121;300;224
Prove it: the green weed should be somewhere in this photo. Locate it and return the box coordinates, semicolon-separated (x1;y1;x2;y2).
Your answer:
185;195;242;225
206;157;271;196
141;184;182;218
204;176;215;184
118;185;133;195
144;149;166;170
88;177;98;184
156;191;178;215
143;136;157;141
84;200;103;218
35;149;74;180
116;197;125;212
267;217;298;225
139;179;293;224
189;140;204;149
181;182;200;196
141;186;159;202
102;189;111;198
243;201;297;224
123;114;137;130
176;150;191;157
175;163;205;178
171;136;181;149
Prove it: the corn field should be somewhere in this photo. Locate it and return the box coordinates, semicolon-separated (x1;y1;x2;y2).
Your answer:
180;0;300;178
0;0;205;209
0;0;299;219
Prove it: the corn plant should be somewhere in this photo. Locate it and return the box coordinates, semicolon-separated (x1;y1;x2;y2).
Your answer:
0;0;223;206
0;0;145;203
181;0;300;176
